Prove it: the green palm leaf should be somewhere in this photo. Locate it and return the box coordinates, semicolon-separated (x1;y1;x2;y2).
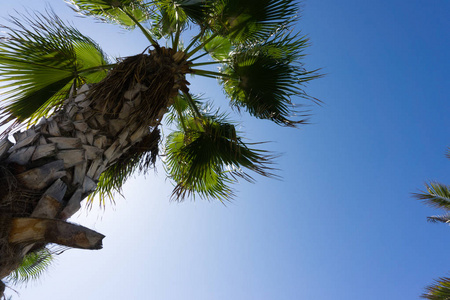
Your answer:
0;10;111;125
415;182;450;211
67;0;152;28
422;277;450;299
202;34;232;60
427;214;450;224
164;114;276;201
151;0;212;38
209;0;297;43
5;248;54;285
220;30;320;126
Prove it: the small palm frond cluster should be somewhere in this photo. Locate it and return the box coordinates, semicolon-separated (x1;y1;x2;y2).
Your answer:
415;149;450;224
416;182;450;224
0;0;320;202
4;248;54;285
0;9;111;128
416;148;450;298
165;114;277;201
422;277;450;300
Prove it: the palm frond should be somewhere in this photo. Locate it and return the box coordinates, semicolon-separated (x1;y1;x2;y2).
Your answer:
422;277;450;299
202;34;233;61
427;215;450;224
164;114;277;201
150;0;212;39
219;29;320;126
209;0;298;43
5;248;54;285
67;0;153;29
0;10;111;126
414;182;450;211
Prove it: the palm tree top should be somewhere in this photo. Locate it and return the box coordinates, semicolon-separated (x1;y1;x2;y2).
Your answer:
0;0;321;203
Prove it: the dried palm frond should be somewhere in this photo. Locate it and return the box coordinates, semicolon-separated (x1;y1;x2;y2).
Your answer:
88;127;161;206
88;49;190;128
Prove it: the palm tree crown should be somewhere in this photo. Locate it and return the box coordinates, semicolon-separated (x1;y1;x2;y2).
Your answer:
415;149;450;299
0;0;320;203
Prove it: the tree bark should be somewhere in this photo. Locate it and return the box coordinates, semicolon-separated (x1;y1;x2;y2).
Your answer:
0;82;155;279
9;218;104;250
0;49;190;288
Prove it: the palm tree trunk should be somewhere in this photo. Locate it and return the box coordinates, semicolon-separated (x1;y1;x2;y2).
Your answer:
0;82;149;277
0;48;190;283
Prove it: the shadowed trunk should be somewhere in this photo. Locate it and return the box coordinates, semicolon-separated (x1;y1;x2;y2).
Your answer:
0;48;191;282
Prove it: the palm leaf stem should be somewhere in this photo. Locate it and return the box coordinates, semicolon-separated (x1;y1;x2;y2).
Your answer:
191;73;217;80
186;32;219;58
173;24;181;51
191;61;228;67
173;97;188;132
184;27;205;53
189;51;209;62
120;8;159;48
191;69;233;79
77;63;117;74
170;32;174;47
182;91;202;119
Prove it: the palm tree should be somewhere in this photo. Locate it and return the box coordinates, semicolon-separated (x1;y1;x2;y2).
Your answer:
415;149;450;299
422;277;450;300
0;0;320;293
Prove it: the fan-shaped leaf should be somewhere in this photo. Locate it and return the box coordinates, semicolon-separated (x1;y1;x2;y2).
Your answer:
221;32;320;126
165;115;276;201
5;248;54;285
209;0;297;43
149;0;212;43
0;10;111;125
414;182;450;211
67;0;152;28
203;34;232;61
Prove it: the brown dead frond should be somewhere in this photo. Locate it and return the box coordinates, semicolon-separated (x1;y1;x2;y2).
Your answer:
88;48;190;130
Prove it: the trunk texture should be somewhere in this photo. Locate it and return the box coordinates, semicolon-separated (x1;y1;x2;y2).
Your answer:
0;48;191;283
0;82;149;278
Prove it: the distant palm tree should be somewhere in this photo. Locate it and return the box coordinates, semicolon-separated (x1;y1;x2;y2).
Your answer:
416;181;450;224
421;276;450;300
415;149;450;299
0;0;320;293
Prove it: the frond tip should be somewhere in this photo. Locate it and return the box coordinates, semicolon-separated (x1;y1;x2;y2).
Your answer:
427;215;450;224
414;182;450;211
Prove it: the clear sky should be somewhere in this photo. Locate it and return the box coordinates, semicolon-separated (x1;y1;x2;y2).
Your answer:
2;1;450;299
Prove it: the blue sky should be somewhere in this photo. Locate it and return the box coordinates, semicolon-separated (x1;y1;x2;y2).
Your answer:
2;1;450;299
